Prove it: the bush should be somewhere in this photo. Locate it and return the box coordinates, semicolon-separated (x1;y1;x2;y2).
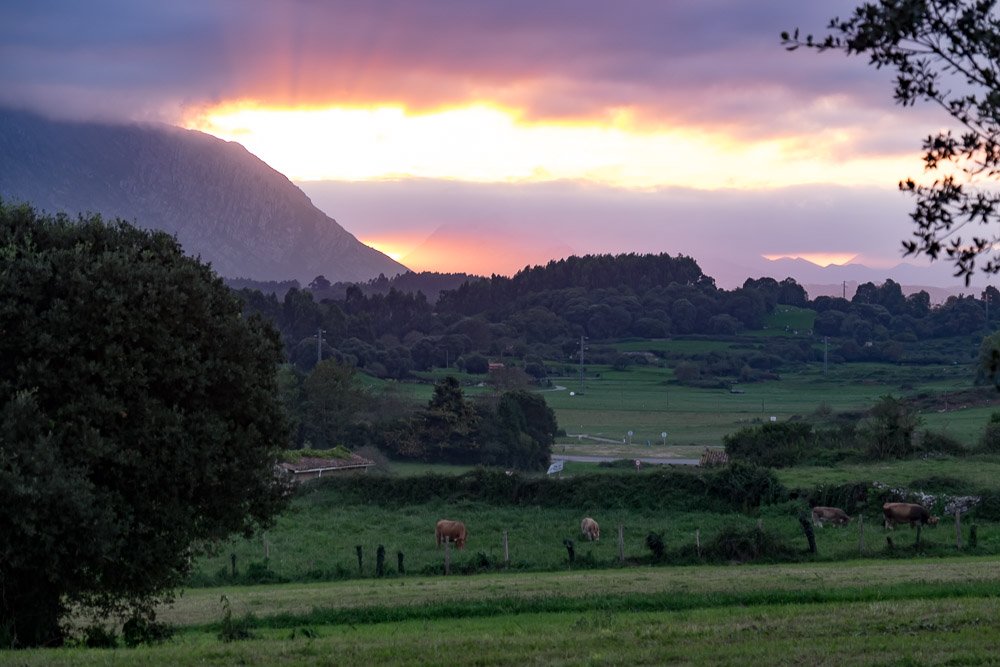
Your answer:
121;616;173;648
916;430;967;456
305;466;784;513
971;492;1000;521
244;560;287;584
723;422;815;468
645;532;666;560
80;624;118;649
703;524;794;563
977;419;1000;453
705;462;788;510
218;596;255;642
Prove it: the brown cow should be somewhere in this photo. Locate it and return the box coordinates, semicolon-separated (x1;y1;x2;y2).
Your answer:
435;519;468;549
580;517;600;541
882;502;939;530
811;506;851;528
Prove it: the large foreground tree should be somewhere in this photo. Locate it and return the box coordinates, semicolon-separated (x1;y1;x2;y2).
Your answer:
0;203;289;647
784;1;1000;283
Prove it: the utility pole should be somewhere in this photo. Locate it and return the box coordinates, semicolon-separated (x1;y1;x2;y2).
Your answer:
316;328;325;365
842;281;846;300
823;336;828;375
578;335;586;394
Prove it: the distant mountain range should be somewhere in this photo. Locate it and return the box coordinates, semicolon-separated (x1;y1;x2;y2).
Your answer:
0;109;405;283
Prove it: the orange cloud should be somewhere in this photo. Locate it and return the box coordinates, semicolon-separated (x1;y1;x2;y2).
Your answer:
184;101;917;190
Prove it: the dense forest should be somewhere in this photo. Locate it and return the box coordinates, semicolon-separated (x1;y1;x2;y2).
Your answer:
234;252;997;381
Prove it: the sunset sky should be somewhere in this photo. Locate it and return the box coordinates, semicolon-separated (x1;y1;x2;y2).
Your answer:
0;1;972;287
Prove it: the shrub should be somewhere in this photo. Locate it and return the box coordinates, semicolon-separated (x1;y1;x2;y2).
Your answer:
703;524;794;563
723;422;815;468
80;624;118;649
218;596;255;642
971;492;1000;521
916;430;967;456
645;532;666;560
705;462;788;510
977;419;1000;453
244;560;287;584
121;616;173;648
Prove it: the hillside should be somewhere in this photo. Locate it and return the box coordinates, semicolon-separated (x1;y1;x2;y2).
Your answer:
0;109;406;282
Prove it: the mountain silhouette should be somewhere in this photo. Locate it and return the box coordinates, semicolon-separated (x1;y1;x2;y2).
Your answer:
0;108;406;282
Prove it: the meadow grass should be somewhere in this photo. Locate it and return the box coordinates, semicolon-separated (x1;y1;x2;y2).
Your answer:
547;360;993;447
16;558;1000;665
186;472;1000;590
776;453;1000;489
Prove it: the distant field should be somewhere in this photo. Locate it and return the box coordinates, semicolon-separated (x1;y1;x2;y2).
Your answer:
362;329;995;449
545;361;991;448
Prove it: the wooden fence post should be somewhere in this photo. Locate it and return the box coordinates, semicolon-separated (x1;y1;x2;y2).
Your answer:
955;511;962;550
858;515;865;556
695;529;701;558
617;524;625;564
444;539;451;576
503;530;510;566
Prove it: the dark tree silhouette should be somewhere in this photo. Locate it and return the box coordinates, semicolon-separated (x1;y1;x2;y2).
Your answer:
784;1;1000;283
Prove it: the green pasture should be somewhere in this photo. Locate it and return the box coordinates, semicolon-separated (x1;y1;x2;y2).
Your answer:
776;453;1000;490
186;471;1000;589
362;331;997;449
15;558;1000;665
545;361;991;448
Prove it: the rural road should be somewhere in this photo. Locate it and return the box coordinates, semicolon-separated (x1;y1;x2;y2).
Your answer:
551;454;700;466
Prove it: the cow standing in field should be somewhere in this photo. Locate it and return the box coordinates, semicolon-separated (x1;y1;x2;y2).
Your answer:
581;517;600;541
435;519;468;549
882;502;939;530
811;506;851;528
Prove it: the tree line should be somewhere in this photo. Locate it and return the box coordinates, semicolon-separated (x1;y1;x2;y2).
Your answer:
234;254;999;384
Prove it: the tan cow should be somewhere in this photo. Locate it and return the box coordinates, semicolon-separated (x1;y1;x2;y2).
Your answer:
435;519;467;549
581;516;600;541
882;502;939;530
811;506;851;528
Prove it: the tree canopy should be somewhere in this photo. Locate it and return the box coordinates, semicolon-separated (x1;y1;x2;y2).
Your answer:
0;203;289;646
784;0;1000;283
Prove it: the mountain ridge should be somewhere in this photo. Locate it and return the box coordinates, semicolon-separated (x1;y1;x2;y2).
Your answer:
0;108;406;283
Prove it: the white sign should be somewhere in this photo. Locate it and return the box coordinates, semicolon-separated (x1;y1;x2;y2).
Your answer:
660;432;667;438
546;460;565;475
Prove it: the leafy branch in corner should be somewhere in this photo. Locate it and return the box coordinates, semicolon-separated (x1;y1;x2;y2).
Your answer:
782;1;1000;284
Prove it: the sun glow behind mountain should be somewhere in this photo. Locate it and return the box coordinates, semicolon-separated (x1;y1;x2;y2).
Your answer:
762;253;858;267
184;102;915;190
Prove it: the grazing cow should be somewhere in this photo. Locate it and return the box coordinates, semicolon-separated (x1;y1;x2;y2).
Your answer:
882;502;939;530
435;519;467;549
811;506;851;528
580;517;601;541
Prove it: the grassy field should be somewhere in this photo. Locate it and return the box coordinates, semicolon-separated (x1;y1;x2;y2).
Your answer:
362;330;998;450
184;465;1000;590
13;558;1000;665
543;361;992;448
776;453;1000;489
